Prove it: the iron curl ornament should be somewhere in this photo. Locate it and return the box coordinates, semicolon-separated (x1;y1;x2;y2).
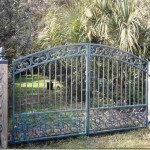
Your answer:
90;44;147;72
13;44;87;74
90;107;146;131
13;43;147;74
14;110;86;141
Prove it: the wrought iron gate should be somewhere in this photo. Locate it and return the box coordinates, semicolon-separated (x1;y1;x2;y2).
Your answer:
12;43;148;144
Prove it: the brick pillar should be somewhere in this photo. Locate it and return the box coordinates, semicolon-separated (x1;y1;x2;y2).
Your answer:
0;47;8;148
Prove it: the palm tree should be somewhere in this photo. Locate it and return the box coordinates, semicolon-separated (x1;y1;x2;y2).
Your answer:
36;0;150;59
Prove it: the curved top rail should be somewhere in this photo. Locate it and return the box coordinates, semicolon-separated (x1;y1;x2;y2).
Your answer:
13;43;148;74
13;43;87;62
89;43;148;72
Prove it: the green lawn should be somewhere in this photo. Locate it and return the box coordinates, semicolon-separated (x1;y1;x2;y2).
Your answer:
9;126;150;149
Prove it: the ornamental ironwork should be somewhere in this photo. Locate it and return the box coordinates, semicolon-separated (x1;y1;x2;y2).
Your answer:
12;43;148;144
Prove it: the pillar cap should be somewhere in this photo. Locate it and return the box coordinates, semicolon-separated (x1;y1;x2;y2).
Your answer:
0;47;6;60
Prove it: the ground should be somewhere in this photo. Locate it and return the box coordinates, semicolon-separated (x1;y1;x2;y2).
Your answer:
9;125;150;149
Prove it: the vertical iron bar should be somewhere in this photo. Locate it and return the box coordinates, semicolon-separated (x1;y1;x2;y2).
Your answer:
107;59;109;107
32;68;34;111
49;63;51;107
93;56;96;108
76;57;78;109
103;58;105;107
38;66;40;111
116;61;118;105
26;70;28;112
146;63;149;125
142;71;143;104
121;62;123;105
112;59;114;106
86;44;90;135
48;64;50;101
66;58;68;109
43;64;46;110
81;56;83;109
138;69;140;104
98;57;100;107
19;72;21;113
129;66;131;105
60;60;62;110
133;67;135;104
125;64;127;105
71;58;73;109
55;61;57;109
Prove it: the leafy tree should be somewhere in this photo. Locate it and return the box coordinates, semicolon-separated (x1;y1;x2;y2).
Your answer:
36;0;150;59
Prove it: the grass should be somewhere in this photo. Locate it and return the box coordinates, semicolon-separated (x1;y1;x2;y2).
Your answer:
14;74;68;113
15;75;62;96
9;126;150;149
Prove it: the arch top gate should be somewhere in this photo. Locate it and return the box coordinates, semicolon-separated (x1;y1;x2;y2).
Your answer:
12;43;148;144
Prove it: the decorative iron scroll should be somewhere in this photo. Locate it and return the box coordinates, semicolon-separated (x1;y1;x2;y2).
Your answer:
90;45;148;72
14;44;87;74
12;44;148;144
13;110;86;142
13;43;148;74
90;107;147;131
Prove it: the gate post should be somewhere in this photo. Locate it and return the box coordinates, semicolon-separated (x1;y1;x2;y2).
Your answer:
148;62;150;123
85;44;90;135
0;47;8;148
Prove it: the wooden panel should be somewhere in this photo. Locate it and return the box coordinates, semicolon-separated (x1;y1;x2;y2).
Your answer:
0;61;8;148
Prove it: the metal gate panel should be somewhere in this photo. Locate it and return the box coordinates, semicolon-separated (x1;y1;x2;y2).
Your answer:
12;43;148;144
89;44;148;133
12;44;88;143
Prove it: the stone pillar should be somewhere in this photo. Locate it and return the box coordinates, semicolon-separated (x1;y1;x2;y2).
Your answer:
148;62;150;123
0;47;8;148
